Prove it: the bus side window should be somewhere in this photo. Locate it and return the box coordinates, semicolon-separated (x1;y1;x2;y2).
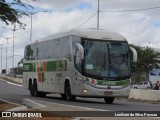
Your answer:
25;45;33;60
62;37;71;60
75;49;82;72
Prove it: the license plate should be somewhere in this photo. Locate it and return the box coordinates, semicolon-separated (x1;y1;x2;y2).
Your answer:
104;91;113;96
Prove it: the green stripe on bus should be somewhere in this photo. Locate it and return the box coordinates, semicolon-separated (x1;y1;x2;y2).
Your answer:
23;60;67;72
86;77;130;86
98;79;130;86
47;61;57;71
23;63;36;72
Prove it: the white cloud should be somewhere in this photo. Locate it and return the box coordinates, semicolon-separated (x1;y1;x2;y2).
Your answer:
24;0;160;18
0;0;160;70
24;0;87;10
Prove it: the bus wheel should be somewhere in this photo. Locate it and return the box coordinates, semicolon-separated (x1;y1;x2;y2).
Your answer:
104;97;115;104
39;92;46;97
29;82;34;96
65;82;76;101
61;94;66;100
33;82;39;97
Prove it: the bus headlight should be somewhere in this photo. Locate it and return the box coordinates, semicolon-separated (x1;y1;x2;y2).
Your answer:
84;89;87;94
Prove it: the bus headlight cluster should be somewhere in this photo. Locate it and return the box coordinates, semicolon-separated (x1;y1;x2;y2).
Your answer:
83;89;87;94
79;77;86;83
88;78;97;85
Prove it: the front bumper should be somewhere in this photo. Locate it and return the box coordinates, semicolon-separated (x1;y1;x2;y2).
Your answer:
82;84;130;97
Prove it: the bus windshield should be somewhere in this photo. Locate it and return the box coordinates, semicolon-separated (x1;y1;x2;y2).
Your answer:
83;39;130;79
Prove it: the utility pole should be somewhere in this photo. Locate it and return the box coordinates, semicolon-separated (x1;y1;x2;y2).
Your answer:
29;11;48;41
5;38;9;73
0;44;4;74
0;36;10;73
13;25;15;75
97;0;100;29
3;25;24;76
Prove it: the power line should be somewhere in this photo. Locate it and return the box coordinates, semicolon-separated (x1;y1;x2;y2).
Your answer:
76;6;160;28
100;6;160;13
14;37;30;49
77;12;97;28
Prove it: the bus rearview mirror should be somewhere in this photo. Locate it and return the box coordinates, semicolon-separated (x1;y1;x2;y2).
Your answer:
129;47;137;62
76;43;84;59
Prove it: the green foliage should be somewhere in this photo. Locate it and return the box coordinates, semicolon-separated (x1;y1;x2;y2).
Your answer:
0;0;35;25
130;44;160;73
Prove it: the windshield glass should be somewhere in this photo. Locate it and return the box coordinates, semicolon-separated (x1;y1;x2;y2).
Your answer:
83;39;130;79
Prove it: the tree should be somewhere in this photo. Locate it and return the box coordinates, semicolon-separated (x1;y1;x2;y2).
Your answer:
0;0;35;26
130;44;160;73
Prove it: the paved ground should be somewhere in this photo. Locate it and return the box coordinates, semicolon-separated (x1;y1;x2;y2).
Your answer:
0;75;23;111
0;76;159;120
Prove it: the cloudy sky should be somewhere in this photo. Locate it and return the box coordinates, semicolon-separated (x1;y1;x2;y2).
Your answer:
0;0;160;71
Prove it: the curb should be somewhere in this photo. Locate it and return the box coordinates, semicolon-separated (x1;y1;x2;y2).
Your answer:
0;98;28;111
0;78;22;87
7;106;28;111
129;89;160;101
22;99;46;109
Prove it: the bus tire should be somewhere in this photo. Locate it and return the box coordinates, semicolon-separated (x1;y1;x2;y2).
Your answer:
65;82;76;101
33;81;40;97
61;94;66;100
104;97;115;104
29;81;34;96
39;92;46;97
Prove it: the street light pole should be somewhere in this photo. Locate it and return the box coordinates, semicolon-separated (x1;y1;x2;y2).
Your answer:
0;36;10;73
97;0;100;29
0;44;4;74
6;39;9;73
13;25;15;75
30;13;33;41
2;25;24;76
29;11;48;41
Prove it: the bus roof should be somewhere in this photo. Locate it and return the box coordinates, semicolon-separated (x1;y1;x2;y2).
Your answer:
30;28;127;44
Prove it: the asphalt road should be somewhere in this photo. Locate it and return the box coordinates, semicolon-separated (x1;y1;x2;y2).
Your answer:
0;80;160;112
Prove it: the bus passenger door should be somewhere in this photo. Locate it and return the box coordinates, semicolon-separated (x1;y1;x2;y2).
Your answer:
73;49;83;94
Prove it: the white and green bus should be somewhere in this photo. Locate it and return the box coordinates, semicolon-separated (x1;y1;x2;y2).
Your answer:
23;28;137;103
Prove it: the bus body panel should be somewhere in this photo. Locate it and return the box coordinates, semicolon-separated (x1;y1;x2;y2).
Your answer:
23;28;131;100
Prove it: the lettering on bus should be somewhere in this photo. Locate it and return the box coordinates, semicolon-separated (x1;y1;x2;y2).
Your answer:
23;65;30;71
103;81;116;86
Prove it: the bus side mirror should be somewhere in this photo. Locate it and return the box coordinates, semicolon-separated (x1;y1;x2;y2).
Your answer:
129;47;137;62
76;43;84;59
18;58;24;66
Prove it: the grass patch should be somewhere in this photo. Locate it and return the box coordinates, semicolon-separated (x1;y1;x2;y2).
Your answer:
0;100;18;111
0;77;22;85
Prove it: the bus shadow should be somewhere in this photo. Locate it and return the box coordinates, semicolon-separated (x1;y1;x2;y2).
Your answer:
44;95;124;105
27;94;124;106
45;96;104;104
